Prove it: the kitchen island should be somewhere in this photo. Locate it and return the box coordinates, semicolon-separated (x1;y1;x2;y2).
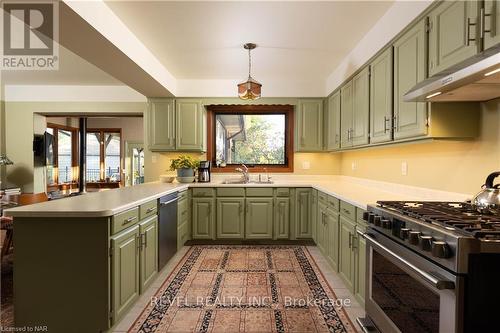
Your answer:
5;176;469;332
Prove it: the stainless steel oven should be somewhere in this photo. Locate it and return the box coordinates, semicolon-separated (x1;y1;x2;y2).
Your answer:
360;228;463;333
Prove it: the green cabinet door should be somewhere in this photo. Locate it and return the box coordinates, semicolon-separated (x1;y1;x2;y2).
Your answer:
139;216;158;293
274;197;290;239
393;19;428;140
148;98;175;151
428;0;480;76
296;100;323;151
245;198;273;239
326;209;339;272
111;225;140;321
352;67;370;147
311;190;318;242
354;225;367;306
295;188;312;238
340;81;353;148
317;201;327;253
370;48;393;144
216;198;245;239
339;215;355;291
192;198;215;239
325;91;341;151
484;0;500;49
176;99;204;151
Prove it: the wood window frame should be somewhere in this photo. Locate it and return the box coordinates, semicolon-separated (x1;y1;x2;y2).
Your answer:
86;128;123;185
206;104;294;173
46;122;79;190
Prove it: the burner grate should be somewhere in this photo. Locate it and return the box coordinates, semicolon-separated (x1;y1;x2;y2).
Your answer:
377;201;500;239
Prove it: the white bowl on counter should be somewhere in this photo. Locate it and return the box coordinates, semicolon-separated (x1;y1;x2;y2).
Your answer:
159;175;175;183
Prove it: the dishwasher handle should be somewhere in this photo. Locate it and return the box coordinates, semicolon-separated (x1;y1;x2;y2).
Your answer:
160;197;179;206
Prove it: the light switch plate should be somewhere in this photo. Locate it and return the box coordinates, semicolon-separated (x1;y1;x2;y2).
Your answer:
351;162;357;171
302;161;310;170
401;161;408;176
152;154;157;164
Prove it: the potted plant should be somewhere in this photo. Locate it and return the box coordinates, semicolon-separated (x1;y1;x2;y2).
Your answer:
170;155;200;178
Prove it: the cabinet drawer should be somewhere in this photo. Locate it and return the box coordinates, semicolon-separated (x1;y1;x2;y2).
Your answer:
318;191;328;204
192;188;215;197
327;196;340;211
356;208;368;226
216;187;245;197
340;201;355;219
246;188;273;197
275;188;290;197
178;190;188;200
139;199;157;220
112;207;140;235
177;198;189;224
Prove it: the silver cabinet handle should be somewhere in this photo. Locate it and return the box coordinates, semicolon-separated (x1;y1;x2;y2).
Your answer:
358;229;455;290
141;232;147;249
480;7;492;38
123;216;137;225
466;17;477;46
146;207;156;213
160;197;179;206
348;232;352;248
383;116;391;133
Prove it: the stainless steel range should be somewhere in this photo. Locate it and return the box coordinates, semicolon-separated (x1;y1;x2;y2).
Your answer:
356;201;500;333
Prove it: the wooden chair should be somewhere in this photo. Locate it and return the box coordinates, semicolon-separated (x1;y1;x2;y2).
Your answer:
1;192;48;256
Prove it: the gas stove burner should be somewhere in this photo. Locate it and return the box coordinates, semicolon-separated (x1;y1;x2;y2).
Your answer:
377;201;500;240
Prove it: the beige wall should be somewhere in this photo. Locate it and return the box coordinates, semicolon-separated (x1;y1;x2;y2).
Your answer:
339;99;500;195
4;101;146;192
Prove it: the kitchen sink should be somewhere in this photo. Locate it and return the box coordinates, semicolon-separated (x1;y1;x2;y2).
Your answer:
222;179;274;184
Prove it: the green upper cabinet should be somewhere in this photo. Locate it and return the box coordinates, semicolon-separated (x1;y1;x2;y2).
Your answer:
245;198;273;239
139;216;158;293
148;98;175;151
176;99;204;151
484;0;500;49
216;198;245;239
296;100;323;151
295;188;312;238
351;67;370;147
325;91;341;151
274;197;290;239
370;48;393;144
192;198;215;239
340;81;354;148
111;225;141;322
393;18;428;140
428;0;480;76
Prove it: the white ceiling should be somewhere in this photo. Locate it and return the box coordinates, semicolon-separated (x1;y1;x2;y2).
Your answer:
105;1;394;84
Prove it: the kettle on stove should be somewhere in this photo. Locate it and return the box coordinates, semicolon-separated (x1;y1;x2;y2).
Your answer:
472;171;500;213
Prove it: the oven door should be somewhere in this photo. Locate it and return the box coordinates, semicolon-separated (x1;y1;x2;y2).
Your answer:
359;228;463;333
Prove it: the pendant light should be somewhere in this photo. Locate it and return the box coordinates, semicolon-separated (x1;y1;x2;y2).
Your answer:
238;43;262;100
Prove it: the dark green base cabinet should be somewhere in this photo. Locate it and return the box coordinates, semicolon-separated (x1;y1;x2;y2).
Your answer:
245;198;274;239
217;198;245;238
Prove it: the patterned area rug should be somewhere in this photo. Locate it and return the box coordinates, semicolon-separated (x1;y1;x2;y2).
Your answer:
128;246;356;333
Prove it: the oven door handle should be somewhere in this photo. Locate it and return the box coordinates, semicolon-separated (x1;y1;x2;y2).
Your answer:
358;230;455;290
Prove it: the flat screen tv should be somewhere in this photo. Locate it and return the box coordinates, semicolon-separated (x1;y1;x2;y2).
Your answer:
33;132;54;166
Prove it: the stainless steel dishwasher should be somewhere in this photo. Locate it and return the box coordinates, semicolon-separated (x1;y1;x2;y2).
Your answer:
158;192;178;270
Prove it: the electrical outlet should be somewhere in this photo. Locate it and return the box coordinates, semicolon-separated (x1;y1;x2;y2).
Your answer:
152;154;157;164
302;161;310;170
401;161;408;176
351;161;357;171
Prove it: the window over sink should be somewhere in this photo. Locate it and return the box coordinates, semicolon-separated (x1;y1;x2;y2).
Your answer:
206;105;294;172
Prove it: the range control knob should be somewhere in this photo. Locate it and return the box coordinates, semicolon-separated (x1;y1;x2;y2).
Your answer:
409;231;421;245
432;241;451;258
363;212;370;221
400;228;411;239
368;213;376;224
374;216;382;226
419;235;433;251
381;219;392;229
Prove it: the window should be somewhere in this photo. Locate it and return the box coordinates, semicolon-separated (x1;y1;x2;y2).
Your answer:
46;124;78;187
86;129;122;182
207;105;294;172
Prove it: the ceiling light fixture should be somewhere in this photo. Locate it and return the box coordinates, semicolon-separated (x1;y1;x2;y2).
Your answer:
238;43;262;100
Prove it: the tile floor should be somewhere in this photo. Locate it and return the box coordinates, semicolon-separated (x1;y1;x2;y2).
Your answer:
112;246;365;333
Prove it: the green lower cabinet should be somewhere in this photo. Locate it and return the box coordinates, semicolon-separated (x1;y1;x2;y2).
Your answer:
245;198;273;239
274;197;290;239
192;198;215;239
217;198;245;238
139;216;158;293
339;215;356;291
295;188;312;238
326;209;339;272
354;224;367;307
317;201;327;253
111;225;141;322
311;190;318;242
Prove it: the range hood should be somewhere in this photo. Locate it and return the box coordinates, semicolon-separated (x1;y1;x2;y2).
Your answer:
404;43;500;102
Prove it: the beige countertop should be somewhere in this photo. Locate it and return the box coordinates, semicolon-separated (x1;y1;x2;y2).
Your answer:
5;175;471;218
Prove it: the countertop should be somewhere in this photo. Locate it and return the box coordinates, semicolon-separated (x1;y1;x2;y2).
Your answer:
4;175;471;218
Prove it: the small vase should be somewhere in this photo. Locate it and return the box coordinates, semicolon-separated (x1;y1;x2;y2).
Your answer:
177;168;194;177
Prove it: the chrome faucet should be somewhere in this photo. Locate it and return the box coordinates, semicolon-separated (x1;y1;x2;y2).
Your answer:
235;164;250;183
